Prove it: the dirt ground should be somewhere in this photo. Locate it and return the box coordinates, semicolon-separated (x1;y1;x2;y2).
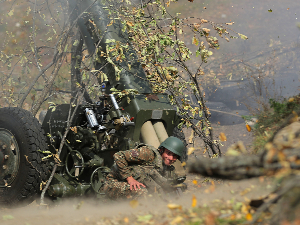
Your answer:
0;177;275;225
0;122;276;225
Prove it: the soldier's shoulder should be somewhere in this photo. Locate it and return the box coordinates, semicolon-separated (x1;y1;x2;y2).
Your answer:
139;145;155;153
135;143;155;152
135;145;156;159
136;143;155;149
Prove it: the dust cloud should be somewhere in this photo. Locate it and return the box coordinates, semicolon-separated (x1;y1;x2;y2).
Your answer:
0;176;274;225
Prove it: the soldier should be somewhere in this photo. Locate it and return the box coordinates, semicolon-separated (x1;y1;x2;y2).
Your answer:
103;136;186;199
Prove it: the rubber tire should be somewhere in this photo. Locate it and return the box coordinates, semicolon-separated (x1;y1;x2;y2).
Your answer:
0;107;49;207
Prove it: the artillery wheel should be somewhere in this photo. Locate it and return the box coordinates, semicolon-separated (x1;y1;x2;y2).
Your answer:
0;107;49;207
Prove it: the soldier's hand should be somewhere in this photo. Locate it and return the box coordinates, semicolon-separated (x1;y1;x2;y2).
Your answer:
127;176;146;191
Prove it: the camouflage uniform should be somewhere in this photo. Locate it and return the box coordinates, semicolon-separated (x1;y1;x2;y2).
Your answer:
103;145;178;199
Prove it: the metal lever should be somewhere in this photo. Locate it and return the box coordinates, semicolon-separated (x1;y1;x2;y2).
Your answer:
109;94;122;118
123;122;135;126
85;108;107;133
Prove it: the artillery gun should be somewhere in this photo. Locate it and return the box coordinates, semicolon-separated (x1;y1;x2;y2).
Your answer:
0;0;186;206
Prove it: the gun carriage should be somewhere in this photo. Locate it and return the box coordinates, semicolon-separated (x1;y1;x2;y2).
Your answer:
0;0;186;206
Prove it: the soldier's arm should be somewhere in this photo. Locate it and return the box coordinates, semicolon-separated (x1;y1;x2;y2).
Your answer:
113;146;155;180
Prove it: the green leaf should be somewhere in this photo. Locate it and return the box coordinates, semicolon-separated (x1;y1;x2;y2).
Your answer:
233;202;243;211
238;33;248;40
64;44;68;52
105;39;116;44
166;66;177;72
137;214;153;222
3;215;14;220
73;40;79;46
7;9;14;17
38;150;52;154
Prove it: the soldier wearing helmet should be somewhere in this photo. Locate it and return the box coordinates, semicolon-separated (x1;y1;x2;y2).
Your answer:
103;136;186;199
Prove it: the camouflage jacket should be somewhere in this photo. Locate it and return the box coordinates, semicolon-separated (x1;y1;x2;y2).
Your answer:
108;144;178;192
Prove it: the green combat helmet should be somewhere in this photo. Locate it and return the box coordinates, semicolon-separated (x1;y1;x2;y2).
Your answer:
159;136;185;160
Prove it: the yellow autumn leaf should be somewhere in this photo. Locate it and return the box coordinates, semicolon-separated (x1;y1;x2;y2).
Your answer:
202;28;210;34
129;199;139;208
246;213;253;221
8;9;14;17
290;111;298;123
240;187;251;196
187;147;195;155
241;203;250;214
265;144;277;163
264;142;274;151
171;216;183;224
166;74;172;81
192;180;198;185
219;132;227;141
167;203;182;210
209;180;215;192
191;195;197;207
277;151;286;162
189;130;194;144
181;162;187;167
107;20;113;26
126;21;133;27
246;124;251;132
226;149;240;156
192;36;199;46
88;19;96;27
193;23;201;30
124;217;129;223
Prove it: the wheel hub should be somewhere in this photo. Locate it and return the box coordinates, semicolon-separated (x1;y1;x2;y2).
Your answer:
0;129;20;187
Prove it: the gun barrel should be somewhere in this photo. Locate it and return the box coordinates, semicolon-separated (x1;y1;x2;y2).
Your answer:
74;0;152;93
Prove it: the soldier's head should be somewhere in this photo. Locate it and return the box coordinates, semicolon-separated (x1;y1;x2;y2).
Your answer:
158;136;185;166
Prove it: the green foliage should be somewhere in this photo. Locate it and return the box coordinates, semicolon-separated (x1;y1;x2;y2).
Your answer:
252;95;300;152
2;215;14;220
106;0;247;156
0;0;247;156
137;214;153;222
217;218;247;225
259;96;300;128
269;97;300;121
